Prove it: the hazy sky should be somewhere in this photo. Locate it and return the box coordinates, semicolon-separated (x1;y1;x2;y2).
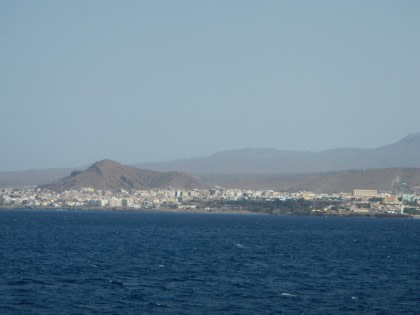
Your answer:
1;1;419;171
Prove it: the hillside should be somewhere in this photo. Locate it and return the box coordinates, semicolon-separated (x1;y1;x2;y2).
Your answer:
199;168;420;194
136;133;420;174
40;160;205;191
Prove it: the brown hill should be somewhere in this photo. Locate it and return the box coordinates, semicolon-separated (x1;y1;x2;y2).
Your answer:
41;160;205;191
199;168;420;194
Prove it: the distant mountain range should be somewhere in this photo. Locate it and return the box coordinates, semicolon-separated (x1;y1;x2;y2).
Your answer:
0;133;419;193
135;133;420;174
40;160;205;192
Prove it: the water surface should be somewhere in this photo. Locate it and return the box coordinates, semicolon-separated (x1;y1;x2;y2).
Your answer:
0;209;418;313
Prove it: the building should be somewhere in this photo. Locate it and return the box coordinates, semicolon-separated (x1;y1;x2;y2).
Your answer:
402;194;416;203
383;195;399;204
109;197;123;207
353;189;378;198
122;198;132;207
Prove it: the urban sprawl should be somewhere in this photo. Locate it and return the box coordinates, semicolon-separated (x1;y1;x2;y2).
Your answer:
1;187;420;217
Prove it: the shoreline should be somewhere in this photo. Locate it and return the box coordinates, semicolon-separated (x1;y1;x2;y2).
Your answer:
0;206;263;215
0;206;416;218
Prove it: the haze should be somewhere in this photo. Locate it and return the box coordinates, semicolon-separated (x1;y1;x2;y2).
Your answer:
1;1;419;171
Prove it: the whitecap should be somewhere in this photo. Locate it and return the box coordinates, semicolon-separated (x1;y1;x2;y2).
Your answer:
281;292;296;297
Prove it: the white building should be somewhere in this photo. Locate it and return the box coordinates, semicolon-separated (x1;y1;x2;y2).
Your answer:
353;190;378;197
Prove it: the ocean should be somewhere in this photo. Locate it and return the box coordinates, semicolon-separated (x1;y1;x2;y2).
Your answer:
0;209;419;314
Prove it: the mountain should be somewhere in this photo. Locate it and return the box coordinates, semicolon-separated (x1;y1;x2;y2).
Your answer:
1;133;419;188
40;160;205;191
199;168;420;194
136;133;420;174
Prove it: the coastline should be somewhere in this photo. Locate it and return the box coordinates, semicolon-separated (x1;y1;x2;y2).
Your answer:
0;206;263;215
0;206;416;218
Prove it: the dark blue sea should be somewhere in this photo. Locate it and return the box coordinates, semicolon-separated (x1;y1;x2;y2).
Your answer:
0;209;419;314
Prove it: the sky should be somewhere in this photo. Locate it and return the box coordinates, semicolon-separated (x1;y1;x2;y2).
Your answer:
1;1;419;171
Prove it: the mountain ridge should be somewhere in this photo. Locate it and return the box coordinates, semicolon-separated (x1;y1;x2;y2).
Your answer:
40;160;206;192
0;133;419;188
136;133;420;174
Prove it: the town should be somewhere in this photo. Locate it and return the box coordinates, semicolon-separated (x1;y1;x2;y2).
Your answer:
1;186;419;217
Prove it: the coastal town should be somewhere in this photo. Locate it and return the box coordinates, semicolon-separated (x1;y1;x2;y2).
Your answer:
1;186;419;217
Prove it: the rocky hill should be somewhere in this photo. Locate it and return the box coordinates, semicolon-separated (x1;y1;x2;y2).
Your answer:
137;133;420;174
40;160;205;191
